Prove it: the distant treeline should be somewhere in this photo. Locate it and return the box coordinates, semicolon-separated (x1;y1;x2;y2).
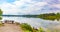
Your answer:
37;13;60;21
2;15;38;18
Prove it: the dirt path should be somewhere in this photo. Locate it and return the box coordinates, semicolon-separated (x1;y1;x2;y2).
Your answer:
0;23;23;32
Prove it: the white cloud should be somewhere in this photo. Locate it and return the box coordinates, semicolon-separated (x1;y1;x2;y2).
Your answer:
52;4;60;8
19;2;47;14
0;2;17;15
0;0;47;15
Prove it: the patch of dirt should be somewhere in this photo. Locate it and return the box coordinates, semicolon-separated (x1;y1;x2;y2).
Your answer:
0;23;23;32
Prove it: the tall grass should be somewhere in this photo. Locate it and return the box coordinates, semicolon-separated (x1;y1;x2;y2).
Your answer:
18;23;60;32
20;23;33;32
20;23;46;32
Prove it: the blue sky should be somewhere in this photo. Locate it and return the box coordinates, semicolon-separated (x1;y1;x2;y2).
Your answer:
0;0;60;15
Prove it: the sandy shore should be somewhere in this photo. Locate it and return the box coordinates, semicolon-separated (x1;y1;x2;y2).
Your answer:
0;23;23;32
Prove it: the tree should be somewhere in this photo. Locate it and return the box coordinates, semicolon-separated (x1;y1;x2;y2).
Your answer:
0;9;3;20
0;9;3;16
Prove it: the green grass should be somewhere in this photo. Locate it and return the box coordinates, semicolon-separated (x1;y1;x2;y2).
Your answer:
17;23;60;32
20;23;46;32
20;23;33;32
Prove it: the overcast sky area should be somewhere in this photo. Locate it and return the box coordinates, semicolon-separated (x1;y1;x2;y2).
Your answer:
0;0;60;15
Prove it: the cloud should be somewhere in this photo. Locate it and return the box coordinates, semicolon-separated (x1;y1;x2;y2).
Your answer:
0;0;60;15
32;0;60;4
52;4;60;8
0;3;17;15
0;0;47;15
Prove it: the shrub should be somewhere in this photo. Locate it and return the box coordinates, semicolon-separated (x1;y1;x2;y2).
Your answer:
20;23;33;32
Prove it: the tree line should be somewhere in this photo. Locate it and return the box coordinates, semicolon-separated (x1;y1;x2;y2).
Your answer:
37;13;60;21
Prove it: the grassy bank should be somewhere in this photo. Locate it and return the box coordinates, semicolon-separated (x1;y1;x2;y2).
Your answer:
13;22;60;32
20;23;60;32
15;22;52;32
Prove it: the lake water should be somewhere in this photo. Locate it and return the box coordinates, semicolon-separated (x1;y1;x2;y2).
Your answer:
2;16;60;29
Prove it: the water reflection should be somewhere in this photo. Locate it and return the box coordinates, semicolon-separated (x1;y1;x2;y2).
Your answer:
2;16;60;29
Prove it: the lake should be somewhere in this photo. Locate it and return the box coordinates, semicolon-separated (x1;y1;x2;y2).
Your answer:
2;16;60;29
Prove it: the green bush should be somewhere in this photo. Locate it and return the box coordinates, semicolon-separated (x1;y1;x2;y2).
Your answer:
0;9;3;20
20;23;33;32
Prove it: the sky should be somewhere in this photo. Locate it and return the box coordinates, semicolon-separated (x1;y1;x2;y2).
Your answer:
0;0;60;15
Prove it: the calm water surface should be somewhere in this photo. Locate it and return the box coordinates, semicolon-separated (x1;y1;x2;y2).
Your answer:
2;16;60;29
